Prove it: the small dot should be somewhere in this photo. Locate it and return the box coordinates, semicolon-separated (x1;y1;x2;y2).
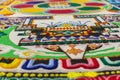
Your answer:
37;74;43;77
105;72;110;75
116;71;120;74
50;74;54;77
44;74;49;77
111;71;115;74
98;72;104;75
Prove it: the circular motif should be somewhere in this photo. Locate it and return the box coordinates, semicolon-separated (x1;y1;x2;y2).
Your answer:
11;1;111;14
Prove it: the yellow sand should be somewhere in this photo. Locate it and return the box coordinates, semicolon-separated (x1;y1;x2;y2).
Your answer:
0;8;14;15
0;6;6;9
0;0;21;8
3;0;14;5
0;0;21;15
20;8;45;13
10;0;22;5
71;0;90;3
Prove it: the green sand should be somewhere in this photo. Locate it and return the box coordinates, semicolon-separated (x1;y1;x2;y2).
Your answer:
37;3;81;8
0;26;120;59
0;26;68;59
37;3;49;8
0;26;25;50
112;22;120;27
78;7;101;10
69;3;81;7
85;46;120;58
110;6;120;11
87;47;115;53
85;51;120;58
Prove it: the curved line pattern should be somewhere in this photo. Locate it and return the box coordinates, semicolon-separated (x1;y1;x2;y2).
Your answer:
100;57;120;66
22;59;58;70
62;58;99;69
0;59;22;69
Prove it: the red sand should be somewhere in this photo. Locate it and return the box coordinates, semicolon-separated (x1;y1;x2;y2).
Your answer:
85;2;106;6
47;9;76;14
13;4;33;8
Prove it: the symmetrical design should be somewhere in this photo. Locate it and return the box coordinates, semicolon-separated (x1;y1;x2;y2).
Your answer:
0;8;120;79
0;0;119;16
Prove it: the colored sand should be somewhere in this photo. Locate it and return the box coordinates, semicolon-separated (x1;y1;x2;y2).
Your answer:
85;2;106;6
109;6;120;12
71;0;90;3
47;9;76;14
69;3;81;7
37;3;49;8
78;7;101;10
37;3;81;8
13;4;33;8
20;8;45;13
0;8;14;15
49;0;67;2
26;1;44;4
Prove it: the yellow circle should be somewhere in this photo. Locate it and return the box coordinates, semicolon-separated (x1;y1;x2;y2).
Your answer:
30;73;36;77
37;74;43;77
117;71;120;74
15;73;21;77
50;74;54;77
98;72;104;75
105;72;110;75
111;71;115;74
44;74;49;77
23;73;29;77
6;73;14;77
0;72;5;76
55;74;59;77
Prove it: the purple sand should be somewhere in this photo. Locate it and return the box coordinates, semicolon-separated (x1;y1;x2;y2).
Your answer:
117;5;120;8
26;1;44;4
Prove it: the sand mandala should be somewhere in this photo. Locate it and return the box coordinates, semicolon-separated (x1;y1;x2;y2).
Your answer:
0;0;120;80
0;0;119;16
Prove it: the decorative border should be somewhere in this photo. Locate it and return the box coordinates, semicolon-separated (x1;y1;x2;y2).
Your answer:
0;70;120;78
